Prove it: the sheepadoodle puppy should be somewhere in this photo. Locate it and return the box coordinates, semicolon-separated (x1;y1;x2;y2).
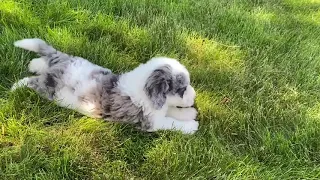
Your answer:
11;38;199;134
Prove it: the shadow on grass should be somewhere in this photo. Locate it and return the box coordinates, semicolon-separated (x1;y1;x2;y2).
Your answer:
2;0;320;178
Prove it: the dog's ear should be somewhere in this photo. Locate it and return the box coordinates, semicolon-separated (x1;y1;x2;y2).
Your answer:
144;65;173;109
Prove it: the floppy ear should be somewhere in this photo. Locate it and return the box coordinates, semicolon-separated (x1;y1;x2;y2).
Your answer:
144;65;172;109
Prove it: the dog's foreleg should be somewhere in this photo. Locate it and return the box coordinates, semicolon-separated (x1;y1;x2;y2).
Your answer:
147;116;199;134
166;107;198;121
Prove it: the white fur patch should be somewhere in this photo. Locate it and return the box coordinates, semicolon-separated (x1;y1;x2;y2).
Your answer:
28;57;48;74
11;77;30;91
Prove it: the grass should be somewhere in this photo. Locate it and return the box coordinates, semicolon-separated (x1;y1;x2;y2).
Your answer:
1;0;320;179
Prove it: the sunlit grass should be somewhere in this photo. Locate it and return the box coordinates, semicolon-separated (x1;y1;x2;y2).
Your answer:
1;0;320;179
295;10;320;25
252;7;276;22
182;32;244;73
284;0;320;6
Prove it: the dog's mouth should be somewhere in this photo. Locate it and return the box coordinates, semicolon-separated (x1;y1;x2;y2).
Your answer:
176;102;197;109
176;105;195;108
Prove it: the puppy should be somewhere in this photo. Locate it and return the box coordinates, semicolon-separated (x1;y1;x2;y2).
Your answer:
11;38;199;134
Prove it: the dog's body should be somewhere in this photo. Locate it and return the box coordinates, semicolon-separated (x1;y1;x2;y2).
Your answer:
12;38;199;134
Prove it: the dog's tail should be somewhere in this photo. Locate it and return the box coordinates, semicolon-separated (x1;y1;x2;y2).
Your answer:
14;38;57;56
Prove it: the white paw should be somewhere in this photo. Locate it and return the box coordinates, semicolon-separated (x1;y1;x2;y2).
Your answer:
180;120;199;134
11;77;29;91
166;107;198;121
183;107;198;121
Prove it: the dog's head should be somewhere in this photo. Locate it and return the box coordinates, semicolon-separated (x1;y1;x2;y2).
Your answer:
144;57;196;109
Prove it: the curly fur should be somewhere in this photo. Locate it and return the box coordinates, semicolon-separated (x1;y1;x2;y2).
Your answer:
12;38;199;134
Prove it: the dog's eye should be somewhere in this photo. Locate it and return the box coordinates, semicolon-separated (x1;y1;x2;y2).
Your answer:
176;87;187;98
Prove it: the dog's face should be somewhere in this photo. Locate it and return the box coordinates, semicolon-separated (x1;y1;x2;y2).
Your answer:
144;61;196;109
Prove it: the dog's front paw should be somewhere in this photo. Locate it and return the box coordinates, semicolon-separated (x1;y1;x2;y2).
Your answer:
181;120;199;134
166;107;198;121
183;107;198;121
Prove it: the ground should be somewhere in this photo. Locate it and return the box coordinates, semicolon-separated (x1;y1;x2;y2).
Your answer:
1;0;320;179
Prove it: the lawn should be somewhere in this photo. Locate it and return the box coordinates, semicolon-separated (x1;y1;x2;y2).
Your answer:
1;0;320;179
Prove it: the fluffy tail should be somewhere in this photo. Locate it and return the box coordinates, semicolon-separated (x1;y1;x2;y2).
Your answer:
14;38;56;56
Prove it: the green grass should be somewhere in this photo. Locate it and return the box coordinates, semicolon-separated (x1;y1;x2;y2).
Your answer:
1;0;320;179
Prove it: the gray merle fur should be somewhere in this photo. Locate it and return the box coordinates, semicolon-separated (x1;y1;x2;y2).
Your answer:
21;42;151;130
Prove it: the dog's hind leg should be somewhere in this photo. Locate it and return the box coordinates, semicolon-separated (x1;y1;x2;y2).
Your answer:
11;77;33;91
11;75;55;100
28;57;49;74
